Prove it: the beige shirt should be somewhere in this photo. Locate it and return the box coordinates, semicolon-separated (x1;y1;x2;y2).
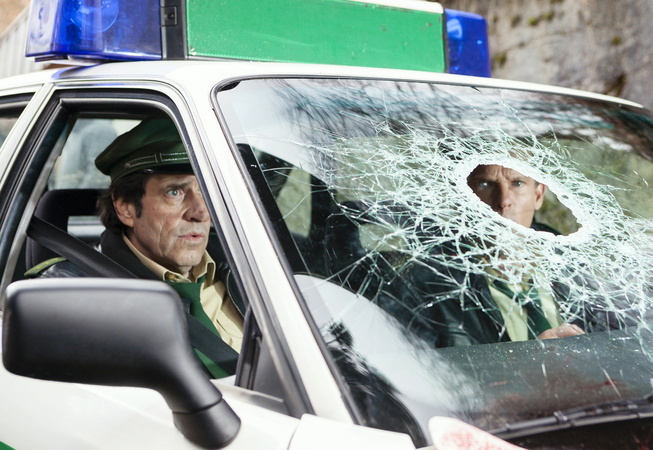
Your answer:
486;268;562;341
122;235;244;352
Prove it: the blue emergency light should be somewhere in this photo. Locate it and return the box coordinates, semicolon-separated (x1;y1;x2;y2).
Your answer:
445;9;492;77
26;0;163;61
25;0;491;78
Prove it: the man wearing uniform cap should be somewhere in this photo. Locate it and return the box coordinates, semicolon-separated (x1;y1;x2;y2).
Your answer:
39;118;243;378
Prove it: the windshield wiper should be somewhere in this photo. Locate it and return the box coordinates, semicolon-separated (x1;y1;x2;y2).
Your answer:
489;393;653;440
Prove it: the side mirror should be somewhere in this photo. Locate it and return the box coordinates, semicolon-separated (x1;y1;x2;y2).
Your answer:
2;278;240;448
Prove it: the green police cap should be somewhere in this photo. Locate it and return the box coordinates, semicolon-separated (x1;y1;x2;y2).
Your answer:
95;118;192;182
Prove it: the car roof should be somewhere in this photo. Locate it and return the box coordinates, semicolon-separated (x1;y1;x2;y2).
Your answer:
0;59;643;109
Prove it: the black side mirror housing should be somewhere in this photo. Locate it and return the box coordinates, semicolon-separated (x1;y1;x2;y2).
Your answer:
2;278;240;448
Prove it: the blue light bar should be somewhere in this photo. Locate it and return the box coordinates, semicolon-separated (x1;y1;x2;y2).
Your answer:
24;0;492;76
26;0;162;61
445;9;491;77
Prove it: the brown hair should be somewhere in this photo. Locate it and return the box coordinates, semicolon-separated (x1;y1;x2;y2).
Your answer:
97;172;150;233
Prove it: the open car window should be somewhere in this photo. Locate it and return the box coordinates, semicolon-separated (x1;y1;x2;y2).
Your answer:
49;118;129;190
217;78;653;445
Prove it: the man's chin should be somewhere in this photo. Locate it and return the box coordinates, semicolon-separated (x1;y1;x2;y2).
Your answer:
182;253;205;267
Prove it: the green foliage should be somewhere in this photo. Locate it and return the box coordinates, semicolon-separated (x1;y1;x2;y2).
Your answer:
528;16;541;26
493;51;508;68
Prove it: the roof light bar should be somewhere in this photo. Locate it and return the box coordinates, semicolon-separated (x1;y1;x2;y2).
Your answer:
24;0;491;77
445;9;492;77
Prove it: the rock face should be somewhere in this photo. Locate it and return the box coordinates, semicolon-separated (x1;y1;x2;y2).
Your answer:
440;0;653;108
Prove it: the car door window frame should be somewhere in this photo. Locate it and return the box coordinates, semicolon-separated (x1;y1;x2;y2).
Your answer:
0;94;33;149
0;85;319;421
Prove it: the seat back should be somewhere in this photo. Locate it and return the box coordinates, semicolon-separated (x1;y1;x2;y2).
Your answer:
26;189;103;269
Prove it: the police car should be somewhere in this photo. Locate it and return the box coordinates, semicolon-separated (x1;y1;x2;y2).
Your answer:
2;0;653;449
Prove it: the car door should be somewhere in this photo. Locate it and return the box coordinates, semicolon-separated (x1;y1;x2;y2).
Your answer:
0;80;322;449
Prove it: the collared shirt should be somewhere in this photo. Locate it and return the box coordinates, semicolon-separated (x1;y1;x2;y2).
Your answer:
486;267;562;341
122;235;244;351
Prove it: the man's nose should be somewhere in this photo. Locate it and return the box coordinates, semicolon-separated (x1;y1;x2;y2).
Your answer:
494;184;513;210
184;190;210;222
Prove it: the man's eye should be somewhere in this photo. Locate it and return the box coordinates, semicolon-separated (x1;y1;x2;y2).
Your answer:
167;188;181;197
513;180;525;187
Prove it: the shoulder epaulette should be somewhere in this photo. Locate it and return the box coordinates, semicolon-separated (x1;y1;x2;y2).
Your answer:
24;257;68;278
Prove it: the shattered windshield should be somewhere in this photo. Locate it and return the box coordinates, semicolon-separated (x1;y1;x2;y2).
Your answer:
217;78;653;446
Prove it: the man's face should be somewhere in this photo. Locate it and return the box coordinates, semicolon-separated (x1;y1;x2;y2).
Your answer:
467;164;546;228
114;174;210;277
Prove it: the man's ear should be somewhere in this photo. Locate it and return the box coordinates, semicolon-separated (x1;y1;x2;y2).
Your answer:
534;184;547;210
113;196;136;228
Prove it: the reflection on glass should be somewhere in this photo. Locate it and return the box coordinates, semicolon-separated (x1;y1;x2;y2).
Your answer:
0;117;18;148
50;118;119;189
218;78;653;446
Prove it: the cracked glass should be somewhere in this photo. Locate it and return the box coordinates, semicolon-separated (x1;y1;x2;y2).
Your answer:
217;78;653;447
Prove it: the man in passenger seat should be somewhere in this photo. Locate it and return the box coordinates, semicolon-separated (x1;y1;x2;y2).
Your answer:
34;118;244;378
466;164;584;341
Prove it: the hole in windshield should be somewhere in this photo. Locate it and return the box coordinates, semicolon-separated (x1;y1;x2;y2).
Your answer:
467;163;580;235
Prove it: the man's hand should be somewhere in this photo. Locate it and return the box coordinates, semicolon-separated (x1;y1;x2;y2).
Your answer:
537;323;584;340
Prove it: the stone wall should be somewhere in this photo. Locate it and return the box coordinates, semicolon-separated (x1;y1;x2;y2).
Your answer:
439;0;653;108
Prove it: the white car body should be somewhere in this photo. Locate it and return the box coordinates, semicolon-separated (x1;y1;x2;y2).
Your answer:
0;60;648;450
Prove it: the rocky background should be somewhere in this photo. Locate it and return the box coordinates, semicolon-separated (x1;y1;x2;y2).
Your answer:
439;0;653;108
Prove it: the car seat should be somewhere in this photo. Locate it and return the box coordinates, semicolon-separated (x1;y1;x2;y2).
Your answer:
25;189;103;269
